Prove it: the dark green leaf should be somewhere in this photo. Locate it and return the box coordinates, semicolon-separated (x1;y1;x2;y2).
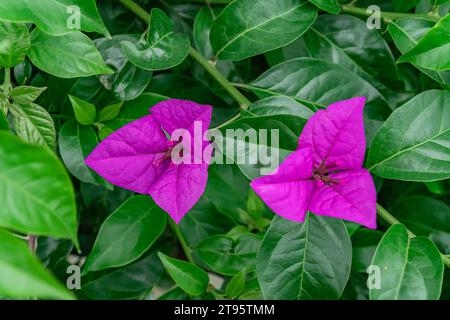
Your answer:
367;90;450;181
210;0;317;60
83;196;167;273
308;0;341;14
158;252;209;296
370;224;444;300
122;9;190;71
257;214;352;299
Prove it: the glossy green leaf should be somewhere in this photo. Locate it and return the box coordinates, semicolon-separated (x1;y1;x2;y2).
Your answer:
79;251;164;300
308;0;341;14
398;14;450;71
28;29;112;78
69;95;97;125
0;0;109;36
158;252;209;296
257;213;352;299
247;58;391;143
122;9;190;71
370;224;444;300
10;102;56;150
98;102;123;123
367;90;450;181
96;35;152;101
0;229;74;300
391;196;450;253
0;132;78;245
210;0;317;61
193;234;261;276
13;60;32;85
83;196;167;273
388;17;450;86
225;269;246;298
59;120;100;184
11;86;46;104
248;96;313;119
303;14;398;85
0;21;30;68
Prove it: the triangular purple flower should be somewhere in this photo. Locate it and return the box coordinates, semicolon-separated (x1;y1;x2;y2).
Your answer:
250;97;377;229
85;99;213;223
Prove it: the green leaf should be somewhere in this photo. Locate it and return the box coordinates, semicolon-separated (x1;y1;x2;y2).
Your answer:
0;110;8;131
210;0;317;61
0;0;109;36
193;234;261;276
247;58;391;143
303;14;399;85
0;229;74;300
69;95;97;125
95;35;153;101
13;60;32;85
367;90;450;181
98;102;123;123
158;252;209;296
0;21;30;68
0;132;78;245
83;196;167;273
158;287;190;300
248;96;313;119
28;29;112;78
59;120;100;184
194;7;221;59
256;213;352;299
308;0;341;14
398;14;450;71
370;224;444;300
122;9;190;71
391;196;450;253
179;197;236;247
393;0;421;11
79;251;164;300
11;86;46;104
388;17;450;86
10;103;56;150
225;269;246;298
351;229;383;273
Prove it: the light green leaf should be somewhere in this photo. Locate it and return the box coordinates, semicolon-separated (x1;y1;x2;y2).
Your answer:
388;17;450;85
158;252;209;296
256;213;352;299
0;21;30;68
367;90;450;181
225;269;246;298
83;196;167;273
28;29;112;78
122;9;190;71
0;229;74;300
370;224;444;300
398;14;450;71
0;0;109;36
98;102;123;123
59;120;100;184
10;102;56;150
11;86;46;104
248;96;313;119
0;132;78;246
210;0;317;60
68;95;96;125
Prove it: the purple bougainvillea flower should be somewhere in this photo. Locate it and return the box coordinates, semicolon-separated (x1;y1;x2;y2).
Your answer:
85;99;213;223
250;97;377;229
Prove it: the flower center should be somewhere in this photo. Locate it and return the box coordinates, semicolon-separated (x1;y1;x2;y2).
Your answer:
154;139;183;166
312;161;341;187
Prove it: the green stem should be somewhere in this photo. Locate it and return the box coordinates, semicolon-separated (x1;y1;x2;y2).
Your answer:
189;48;251;109
376;203;450;269
168;219;195;264
119;0;150;21
341;4;441;22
